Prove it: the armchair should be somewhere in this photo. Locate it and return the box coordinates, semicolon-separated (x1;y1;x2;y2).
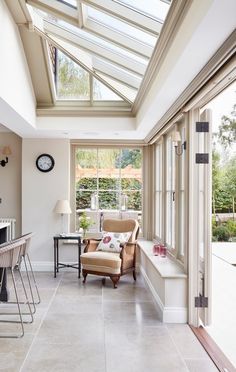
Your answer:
80;219;139;288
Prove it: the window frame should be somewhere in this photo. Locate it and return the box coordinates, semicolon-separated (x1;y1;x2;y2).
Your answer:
72;145;143;232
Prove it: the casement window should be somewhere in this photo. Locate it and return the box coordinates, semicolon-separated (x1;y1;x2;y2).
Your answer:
154;120;187;261
155;142;163;239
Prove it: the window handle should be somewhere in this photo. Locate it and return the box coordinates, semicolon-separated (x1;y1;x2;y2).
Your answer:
172;191;175;202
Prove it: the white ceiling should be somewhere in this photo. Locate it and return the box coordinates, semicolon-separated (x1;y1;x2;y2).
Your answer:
2;0;236;141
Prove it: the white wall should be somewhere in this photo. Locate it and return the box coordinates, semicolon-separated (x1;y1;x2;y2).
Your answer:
0;0;36;133
22;139;75;268
0;132;22;237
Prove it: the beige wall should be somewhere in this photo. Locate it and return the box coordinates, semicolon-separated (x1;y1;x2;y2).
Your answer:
0;132;22;237
22;139;74;267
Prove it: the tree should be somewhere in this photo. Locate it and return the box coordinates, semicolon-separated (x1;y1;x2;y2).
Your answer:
218;103;236;148
224;156;236;218
212;149;221;215
57;50;90;99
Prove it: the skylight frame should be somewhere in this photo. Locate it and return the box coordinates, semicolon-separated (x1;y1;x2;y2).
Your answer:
26;0;171;107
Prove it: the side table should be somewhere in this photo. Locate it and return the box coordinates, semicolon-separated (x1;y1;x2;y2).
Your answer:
53;235;82;278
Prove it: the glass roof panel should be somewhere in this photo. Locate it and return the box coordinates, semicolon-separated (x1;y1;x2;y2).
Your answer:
86;6;157;46
96;73;138;102
56;0;77;8
113;0;170;22
93;78;123;101
50;19;148;65
56;50;90;100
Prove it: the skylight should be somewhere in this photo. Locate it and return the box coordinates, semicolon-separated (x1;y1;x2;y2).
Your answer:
26;0;171;106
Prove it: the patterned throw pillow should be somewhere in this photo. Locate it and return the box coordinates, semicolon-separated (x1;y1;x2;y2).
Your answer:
96;232;132;253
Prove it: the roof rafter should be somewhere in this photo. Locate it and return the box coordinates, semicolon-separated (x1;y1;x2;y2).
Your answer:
92;57;141;90
44;20;147;76
27;0;153;59
79;0;162;35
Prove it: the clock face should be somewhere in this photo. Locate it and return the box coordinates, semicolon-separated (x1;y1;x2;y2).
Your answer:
36;154;55;172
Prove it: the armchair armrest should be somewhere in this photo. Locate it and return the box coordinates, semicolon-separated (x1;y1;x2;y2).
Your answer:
84;238;101;253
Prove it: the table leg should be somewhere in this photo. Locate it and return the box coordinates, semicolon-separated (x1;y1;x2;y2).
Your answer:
78;239;81;278
54;239;57;278
56;242;59;273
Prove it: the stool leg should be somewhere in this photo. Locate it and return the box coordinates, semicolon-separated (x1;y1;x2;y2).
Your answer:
26;254;41;304
18;269;34;324
22;256;36;314
0;269;25;338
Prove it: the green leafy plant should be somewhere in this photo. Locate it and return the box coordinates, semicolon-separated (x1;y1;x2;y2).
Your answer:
79;212;94;237
213;226;230;242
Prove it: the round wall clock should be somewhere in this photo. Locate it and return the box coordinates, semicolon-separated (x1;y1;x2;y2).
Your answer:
36;154;55;172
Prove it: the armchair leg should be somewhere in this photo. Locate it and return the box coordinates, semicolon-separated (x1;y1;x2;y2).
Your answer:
133;270;136;281
82;271;88;284
110;275;120;289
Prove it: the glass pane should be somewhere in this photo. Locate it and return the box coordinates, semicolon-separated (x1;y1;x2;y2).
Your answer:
98;149;120;190
166;137;172;190
126;191;142;211
87;6;156;46
98;177;120;190
121;178;142;191
180;127;185;190
155;191;162;238
54;20;147;65
56;0;77;8
93;78;123;101
98;191;119;210
166;192;172;246
56;50;90;100
76;190;93;210
155;143;162;191
179;191;184;256
115;0;170;22
75;148;97;191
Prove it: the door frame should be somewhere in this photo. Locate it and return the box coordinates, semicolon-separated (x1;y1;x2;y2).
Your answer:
188;107;212;327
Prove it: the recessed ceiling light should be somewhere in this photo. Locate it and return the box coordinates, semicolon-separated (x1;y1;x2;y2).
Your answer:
83;132;99;136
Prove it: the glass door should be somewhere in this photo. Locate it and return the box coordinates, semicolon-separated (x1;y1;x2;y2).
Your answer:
189;108;212;326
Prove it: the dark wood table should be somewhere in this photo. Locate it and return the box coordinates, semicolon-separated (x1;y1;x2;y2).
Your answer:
0;224;9;301
53;235;82;278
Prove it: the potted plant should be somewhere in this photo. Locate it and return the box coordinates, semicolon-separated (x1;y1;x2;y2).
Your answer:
79;212;93;238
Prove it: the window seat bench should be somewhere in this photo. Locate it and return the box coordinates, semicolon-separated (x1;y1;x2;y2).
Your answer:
137;240;187;323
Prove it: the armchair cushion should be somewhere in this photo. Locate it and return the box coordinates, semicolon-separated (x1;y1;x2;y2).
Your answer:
80;251;121;274
96;231;131;253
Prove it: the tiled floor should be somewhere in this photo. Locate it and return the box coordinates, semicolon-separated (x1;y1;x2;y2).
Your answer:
0;272;218;372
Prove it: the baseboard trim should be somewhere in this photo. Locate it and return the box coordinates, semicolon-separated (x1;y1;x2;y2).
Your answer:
140;265;187;323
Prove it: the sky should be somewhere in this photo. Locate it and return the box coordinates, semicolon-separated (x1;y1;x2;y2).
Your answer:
203;81;236;159
204;81;236;133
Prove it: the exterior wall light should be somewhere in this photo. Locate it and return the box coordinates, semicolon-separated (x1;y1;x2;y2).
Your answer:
172;131;186;156
0;146;12;167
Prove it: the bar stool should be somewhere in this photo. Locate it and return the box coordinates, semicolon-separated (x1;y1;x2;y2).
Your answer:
0;239;33;338
15;233;41;313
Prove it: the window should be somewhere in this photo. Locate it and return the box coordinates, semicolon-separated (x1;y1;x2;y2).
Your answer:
56;50;90;100
178;125;186;258
75;147;142;229
154;121;187;259
155;142;163;239
165;134;175;249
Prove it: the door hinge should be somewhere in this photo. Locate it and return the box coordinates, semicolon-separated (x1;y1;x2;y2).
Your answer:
195;295;208;308
195;153;209;164
196;122;209;132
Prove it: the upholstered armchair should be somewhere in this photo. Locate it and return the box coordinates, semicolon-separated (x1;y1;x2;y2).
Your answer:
80;219;139;288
